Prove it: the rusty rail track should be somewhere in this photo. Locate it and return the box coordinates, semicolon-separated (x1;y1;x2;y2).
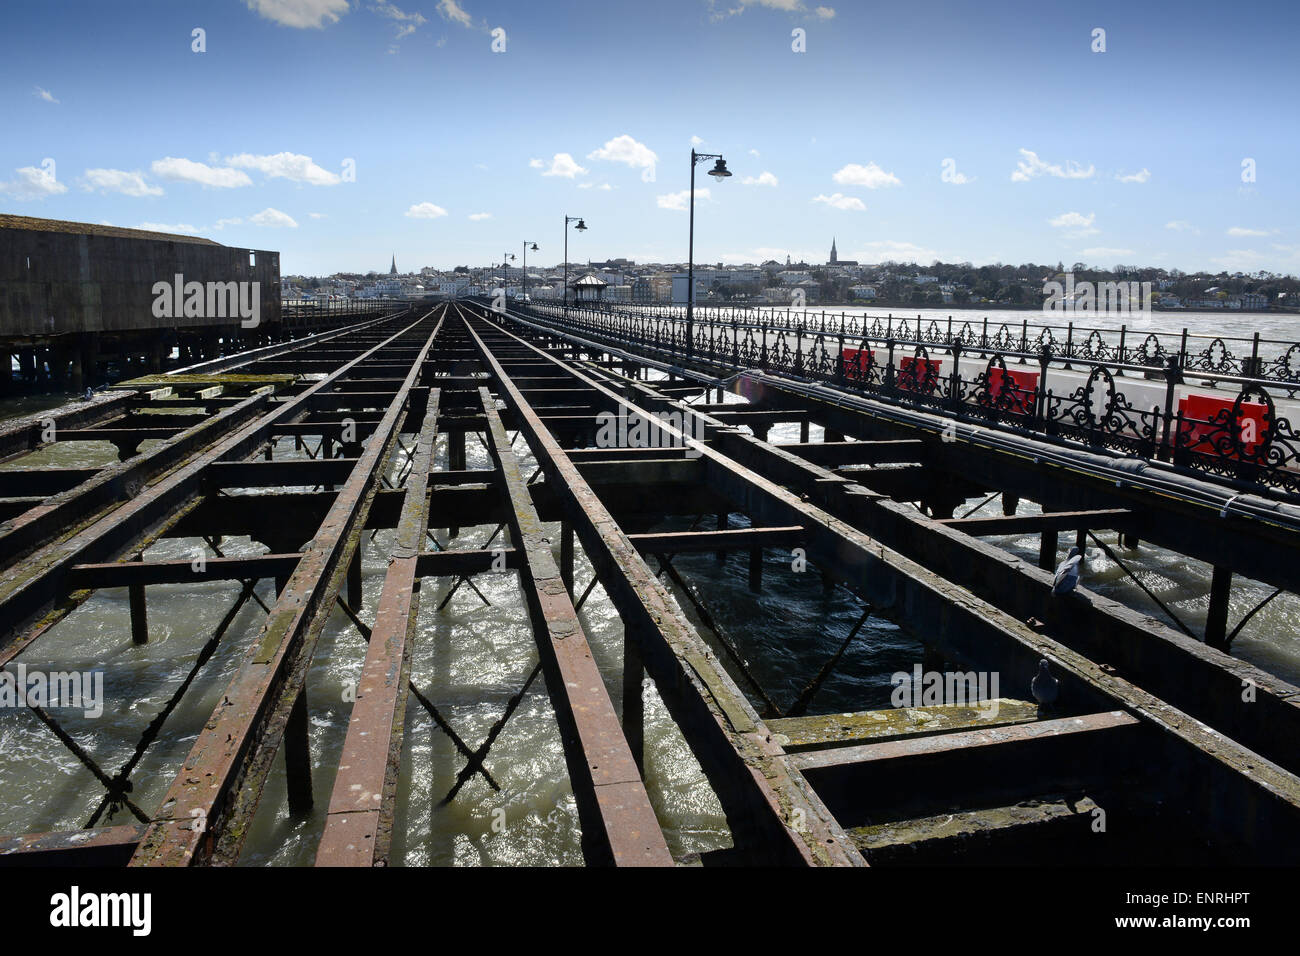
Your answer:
2;298;1298;867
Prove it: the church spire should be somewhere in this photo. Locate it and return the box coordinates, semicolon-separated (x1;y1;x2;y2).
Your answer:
390;253;398;275
830;237;838;265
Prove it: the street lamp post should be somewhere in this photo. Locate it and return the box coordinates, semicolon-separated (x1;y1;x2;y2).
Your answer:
686;149;731;358
564;215;587;312
501;252;516;307
521;241;538;306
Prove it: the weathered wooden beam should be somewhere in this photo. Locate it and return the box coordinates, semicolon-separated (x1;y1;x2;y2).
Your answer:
0;825;144;867
318;386;443;867
468;370;673;868
939;508;1136;536
769;699;1041;753
626;526;804;554
777;439;926;466
131;310;443;867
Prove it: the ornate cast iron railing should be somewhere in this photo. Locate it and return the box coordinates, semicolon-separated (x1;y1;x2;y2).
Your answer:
513;300;1300;499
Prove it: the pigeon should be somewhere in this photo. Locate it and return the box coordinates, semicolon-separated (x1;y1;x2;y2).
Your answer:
83;387;94;401
1031;659;1059;706
1052;546;1084;595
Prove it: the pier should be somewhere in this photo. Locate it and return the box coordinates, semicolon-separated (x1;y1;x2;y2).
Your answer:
1;298;1299;867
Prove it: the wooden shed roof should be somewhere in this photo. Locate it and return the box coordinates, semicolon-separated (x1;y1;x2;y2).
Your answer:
0;213;222;246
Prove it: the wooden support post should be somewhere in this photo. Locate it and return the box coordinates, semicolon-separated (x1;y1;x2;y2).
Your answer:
81;333;99;390
748;546;763;593
927;498;958;520
1120;530;1141;550
20;350;36;387
347;549;363;609
623;630;645;774
68;347;83;393
284;692;314;814
824;428;845;443
1206;565;1233;650
800;419;810;443
561;521;575;596
922;643;945;673
449;430;466;538
128;555;148;645
1002;492;1020;516
1076;527;1088;551
1038;527;1058;571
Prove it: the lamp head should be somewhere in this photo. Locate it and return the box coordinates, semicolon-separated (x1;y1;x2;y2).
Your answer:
529;243;539;252
707;158;731;179
575;219;587;232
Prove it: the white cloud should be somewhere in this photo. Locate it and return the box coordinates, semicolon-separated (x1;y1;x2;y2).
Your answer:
468;212;492;220
80;168;162;197
1080;247;1135;259
374;1;427;40
151;157;252;188
405;202;449;219
1048;210;1099;237
214;217;244;229
749;148;761;157
34;86;58;104
1010;148;1095;182
577;182;613;190
657;188;710;210
1227;226;1270;237
532;153;587;178
714;1;837;17
1165;220;1198;233
224;152;340;185
436;0;475;28
812;192;866;211
0;165;68;200
309;212;326;219
1117;168;1151;183
832;162;900;188
249;207;298;228
742;171;779;187
137;222;203;235
690;135;703;146
588;134;658;182
244;0;350;29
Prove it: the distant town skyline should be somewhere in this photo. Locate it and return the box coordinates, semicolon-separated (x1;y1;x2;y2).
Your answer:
3;0;1298;277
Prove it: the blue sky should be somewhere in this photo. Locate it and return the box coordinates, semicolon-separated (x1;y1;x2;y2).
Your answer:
3;0;1298;276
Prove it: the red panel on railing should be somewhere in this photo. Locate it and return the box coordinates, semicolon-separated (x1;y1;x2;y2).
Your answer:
986;368;1039;415
899;357;942;395
1178;394;1269;459
842;347;874;380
